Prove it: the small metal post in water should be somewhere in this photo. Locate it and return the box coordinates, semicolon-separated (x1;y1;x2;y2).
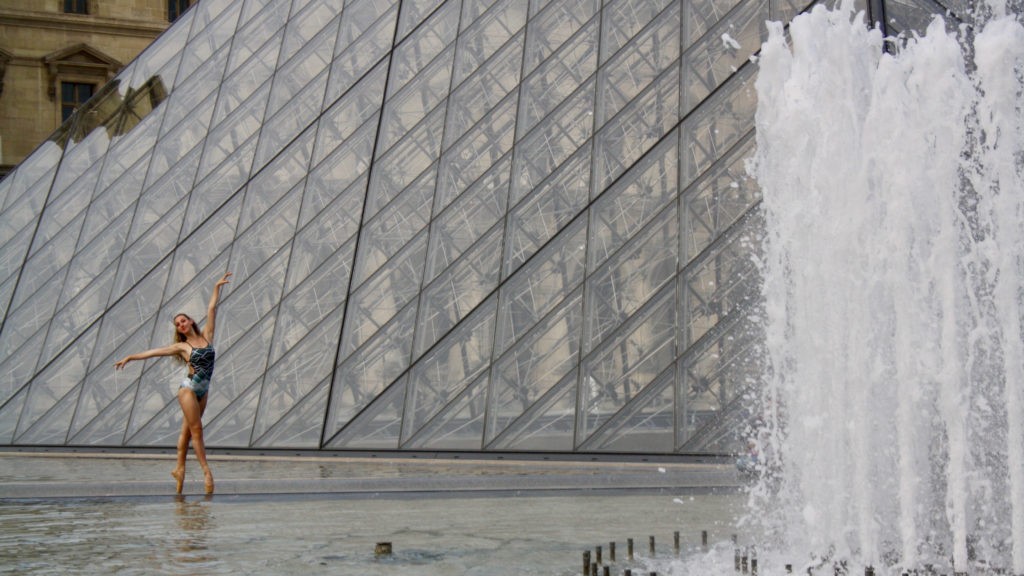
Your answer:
674;531;680;555
742;548;749;574
583;550;591;575
596;545;602;566
733;534;741;572
609;541;615;562
628;538;634;561
702;530;708;553
591;562;598;576
751;547;758;576
649;535;656;556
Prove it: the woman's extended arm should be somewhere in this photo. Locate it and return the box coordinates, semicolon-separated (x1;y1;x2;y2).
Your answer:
114;344;187;370
203;271;232;343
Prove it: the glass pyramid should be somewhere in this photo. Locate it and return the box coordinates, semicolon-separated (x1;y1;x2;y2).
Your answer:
0;0;953;454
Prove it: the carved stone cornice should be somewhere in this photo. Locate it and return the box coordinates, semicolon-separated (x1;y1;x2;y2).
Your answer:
0;8;167;39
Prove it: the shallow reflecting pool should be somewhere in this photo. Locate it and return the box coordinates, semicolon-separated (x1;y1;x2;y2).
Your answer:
0;490;745;575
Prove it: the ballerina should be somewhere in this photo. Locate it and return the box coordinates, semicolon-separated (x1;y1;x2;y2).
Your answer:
115;271;231;494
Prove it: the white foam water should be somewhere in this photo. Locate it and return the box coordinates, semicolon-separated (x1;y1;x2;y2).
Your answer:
743;1;1024;574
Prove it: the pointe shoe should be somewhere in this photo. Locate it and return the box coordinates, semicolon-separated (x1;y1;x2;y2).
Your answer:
171;468;185;494
204;472;214;495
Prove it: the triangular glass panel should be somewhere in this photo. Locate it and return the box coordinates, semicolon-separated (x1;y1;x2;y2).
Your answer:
577;363;675;453
327;300;416;440
126;6;191;91
71;336;150;438
314;59;386;165
252;68;328;172
133;147;200;241
16;383;81;445
487;288;582;444
58;209;132;311
0;330;46;407
425;156;511;283
252;312;342;440
17;323;98;436
303;127;374;229
127;399;181;447
176;0;242;82
252;378;329;448
352;166;436;286
451;0;526;88
227;1;288;78
125;357;186;441
577;284;676;443
339;230;427;357
69;381;138;446
403;371;488;450
183;133;258;237
326;376;407;450
326;1;397;104
278;0;343;66
240;128;314;232
166;41;232;134
413;223;502;358
204;380;263;447
0;387;27;444
378;44;454;153
284;206;358;301
268;12;340;119
584;204;678;354
403;295;496;444
486;370;577;452
272;241;351;364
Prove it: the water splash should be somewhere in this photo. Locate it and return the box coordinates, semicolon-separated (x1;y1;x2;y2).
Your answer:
749;1;1024;574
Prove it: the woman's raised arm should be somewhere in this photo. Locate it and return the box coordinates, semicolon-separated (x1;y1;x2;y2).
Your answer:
203;271;232;343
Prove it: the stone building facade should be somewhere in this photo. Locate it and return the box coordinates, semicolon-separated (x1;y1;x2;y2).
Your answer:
0;1;192;177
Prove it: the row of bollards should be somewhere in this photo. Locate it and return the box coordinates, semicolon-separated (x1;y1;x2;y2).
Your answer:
578;533;1021;576
581;530;716;576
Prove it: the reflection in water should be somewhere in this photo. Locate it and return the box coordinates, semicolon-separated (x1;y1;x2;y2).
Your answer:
172;496;215;568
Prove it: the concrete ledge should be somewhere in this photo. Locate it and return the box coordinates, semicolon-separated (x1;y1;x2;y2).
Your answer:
0;468;742;499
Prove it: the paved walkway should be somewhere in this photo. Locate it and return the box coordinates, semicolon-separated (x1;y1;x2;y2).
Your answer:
0;452;742;498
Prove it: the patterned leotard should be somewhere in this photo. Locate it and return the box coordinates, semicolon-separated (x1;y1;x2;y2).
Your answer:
180;341;216;399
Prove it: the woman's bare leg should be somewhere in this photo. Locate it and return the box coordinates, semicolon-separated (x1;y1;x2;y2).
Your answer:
172;417;190;494
178;388;213;494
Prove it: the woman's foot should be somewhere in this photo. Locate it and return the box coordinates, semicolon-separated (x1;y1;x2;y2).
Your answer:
203;470;214;494
171;468;185;494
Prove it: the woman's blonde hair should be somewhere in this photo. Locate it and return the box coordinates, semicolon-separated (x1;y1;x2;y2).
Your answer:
172;314;199;364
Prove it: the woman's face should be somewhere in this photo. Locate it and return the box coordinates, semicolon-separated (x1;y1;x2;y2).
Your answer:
174;315;194;336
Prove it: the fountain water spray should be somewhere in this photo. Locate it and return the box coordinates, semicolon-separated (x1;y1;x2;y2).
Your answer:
750;1;1024;573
